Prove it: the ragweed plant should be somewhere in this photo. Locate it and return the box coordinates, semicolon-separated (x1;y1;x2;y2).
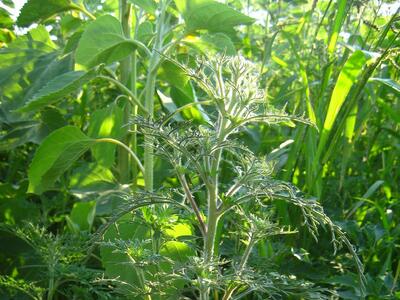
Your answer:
98;55;365;299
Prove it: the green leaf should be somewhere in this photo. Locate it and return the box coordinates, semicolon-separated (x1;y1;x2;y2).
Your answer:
157;90;184;122
136;21;153;44
76;15;137;68
0;8;13;29
128;0;157;15
20;70;97;112
159;60;210;123
163;223;192;238
316;50;372;159
87;104;126;168
175;0;254;33
0;26;57;89
328;0;347;55
1;0;14;8
16;0;75;27
201;33;236;55
160;241;195;262
100;216;150;292
69;163;115;197
369;77;400;94
28;126;95;194
377;98;400;124
66;201;96;233
0;26;73;121
183;33;236;55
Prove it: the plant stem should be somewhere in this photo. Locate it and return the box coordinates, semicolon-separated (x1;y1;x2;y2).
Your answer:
143;0;167;191
222;239;255;300
118;0;132;184
177;171;206;236
201;113;229;300
70;3;96;20
97;75;148;114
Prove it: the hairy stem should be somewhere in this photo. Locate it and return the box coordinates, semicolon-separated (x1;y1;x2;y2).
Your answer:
176;171;206;236
143;0;167;191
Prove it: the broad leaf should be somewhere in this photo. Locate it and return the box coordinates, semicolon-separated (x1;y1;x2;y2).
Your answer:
17;0;75;27
159;60;210;123
128;0;157;15
0;26;72;122
28;126;95;194
175;0;254;33
0;108;67;151
183;33;236;56
66;201;96;233
76;15;137;68
160;241;195;262
87;104;126;168
69;163;115;197
19;70;97;112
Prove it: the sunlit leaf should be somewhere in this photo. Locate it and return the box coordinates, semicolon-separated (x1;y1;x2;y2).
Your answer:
175;0;254;33
76;15;138;68
369;77;400;94
17;0;75;27
128;0;157;15
28;126;95;194
87;104;126;168
160;241;195;262
317;50;372;157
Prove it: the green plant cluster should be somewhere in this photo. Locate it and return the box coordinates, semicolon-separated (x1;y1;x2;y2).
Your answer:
0;0;399;299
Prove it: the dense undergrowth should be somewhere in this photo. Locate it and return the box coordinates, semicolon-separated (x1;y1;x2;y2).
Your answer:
0;0;399;299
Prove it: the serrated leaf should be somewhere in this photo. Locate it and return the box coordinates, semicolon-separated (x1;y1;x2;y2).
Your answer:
17;0;75;27
175;0;254;33
28;126;95;194
76;15;137;68
20;70;97;112
0;26;57;88
0;26;73;121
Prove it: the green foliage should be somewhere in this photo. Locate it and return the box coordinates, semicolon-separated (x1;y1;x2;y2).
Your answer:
20;70;98;112
17;0;74;27
75;15;140;68
87;104;126;168
28;126;95;194
66;201;96;233
175;0;254;33
0;0;399;299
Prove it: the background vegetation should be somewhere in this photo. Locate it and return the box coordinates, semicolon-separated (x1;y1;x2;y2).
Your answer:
0;0;399;299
